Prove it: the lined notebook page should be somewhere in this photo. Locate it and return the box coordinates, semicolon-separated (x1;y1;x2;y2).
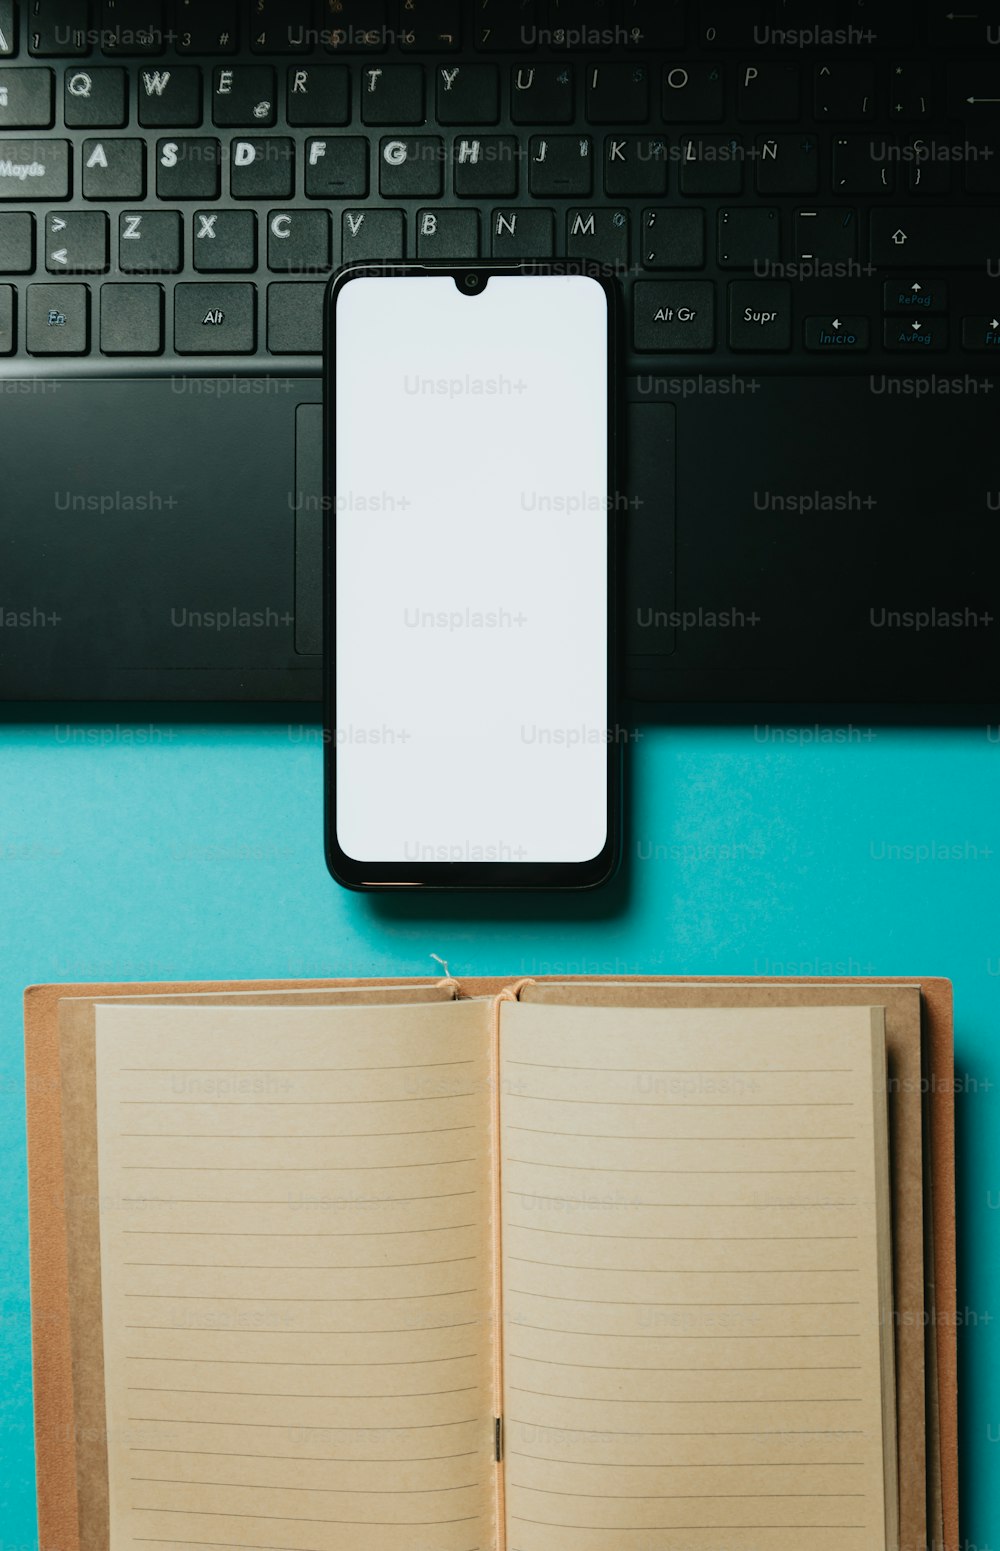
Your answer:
499;1002;895;1551
94;999;496;1551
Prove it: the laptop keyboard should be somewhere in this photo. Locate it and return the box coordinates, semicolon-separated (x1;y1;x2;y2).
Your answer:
0;1;997;367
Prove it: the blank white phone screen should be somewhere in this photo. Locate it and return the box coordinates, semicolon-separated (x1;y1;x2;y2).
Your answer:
335;274;608;865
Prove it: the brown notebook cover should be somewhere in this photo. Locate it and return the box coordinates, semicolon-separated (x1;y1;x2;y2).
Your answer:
24;974;957;1551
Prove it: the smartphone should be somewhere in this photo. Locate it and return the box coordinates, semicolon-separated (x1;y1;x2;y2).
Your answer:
324;261;620;891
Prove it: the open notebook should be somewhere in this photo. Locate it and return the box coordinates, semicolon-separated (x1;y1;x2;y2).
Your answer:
24;975;958;1551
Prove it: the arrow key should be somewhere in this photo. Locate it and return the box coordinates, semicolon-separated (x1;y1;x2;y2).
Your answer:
883;317;947;351
962;316;1000;350
45;211;109;273
804;315;870;352
883;279;947;312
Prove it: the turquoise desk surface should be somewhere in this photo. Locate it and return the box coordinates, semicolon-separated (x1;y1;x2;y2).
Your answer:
1;713;997;1545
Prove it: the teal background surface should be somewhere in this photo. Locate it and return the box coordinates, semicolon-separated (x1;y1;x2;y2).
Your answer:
0;713;997;1546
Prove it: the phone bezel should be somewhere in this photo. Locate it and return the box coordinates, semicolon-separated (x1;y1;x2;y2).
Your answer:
323;260;622;891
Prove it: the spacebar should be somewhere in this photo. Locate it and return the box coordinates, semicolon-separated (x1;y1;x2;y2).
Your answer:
871;208;1000;267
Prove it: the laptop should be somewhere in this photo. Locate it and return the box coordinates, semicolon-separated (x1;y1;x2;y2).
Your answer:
0;0;997;707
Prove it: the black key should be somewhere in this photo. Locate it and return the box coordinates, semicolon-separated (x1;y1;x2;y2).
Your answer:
175;281;255;352
193;207;256;271
340;207;404;262
947;61;1000;121
756;134;819;196
490;206;553;257
249;0;311;52
883;279;947;313
305;136;368;198
587;64;649;125
213;65;275;127
739;63;800;123
416;206;479;257
45;209;107;271
883;317;946;351
156;137;221;199
287;65;350;126
699;2;764;47
360;64;424;125
642;206;704;268
717;206;780;269
101;0;166;54
547;0;614;49
400;0;462;51
28;0;88;54
815;62;876;121
930;2;1000;46
962;316;1000;352
622;0;685;49
567;206;629;269
138;65;201;127
474;0;537;52
966;138;1000;195
833;135;893;193
794;205;857;264
0;282;13;351
436;63;499;125
634;281;714;351
662;62;723;123
906;142;950;196
267;281;325;353
230;137;294;199
0;211;33;271
510;62;574;125
890;62;932;121
267;208;330;272
529;135;592;197
843;0;914;47
119;209;181;271
680;136;743;196
175;0;239;53
100;281;163;351
728;280;791;351
0;138;69;200
378;135;443;197
604;135;667;197
324;0;388;52
0;3;15;56
26;282;89;352
64;67;128;127
0;66;53;127
804;315;870;352
453;135;517;198
871;208;1000;267
82;137;144;199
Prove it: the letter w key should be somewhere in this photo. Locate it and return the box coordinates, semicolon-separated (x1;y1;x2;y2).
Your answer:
138;66;201;128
